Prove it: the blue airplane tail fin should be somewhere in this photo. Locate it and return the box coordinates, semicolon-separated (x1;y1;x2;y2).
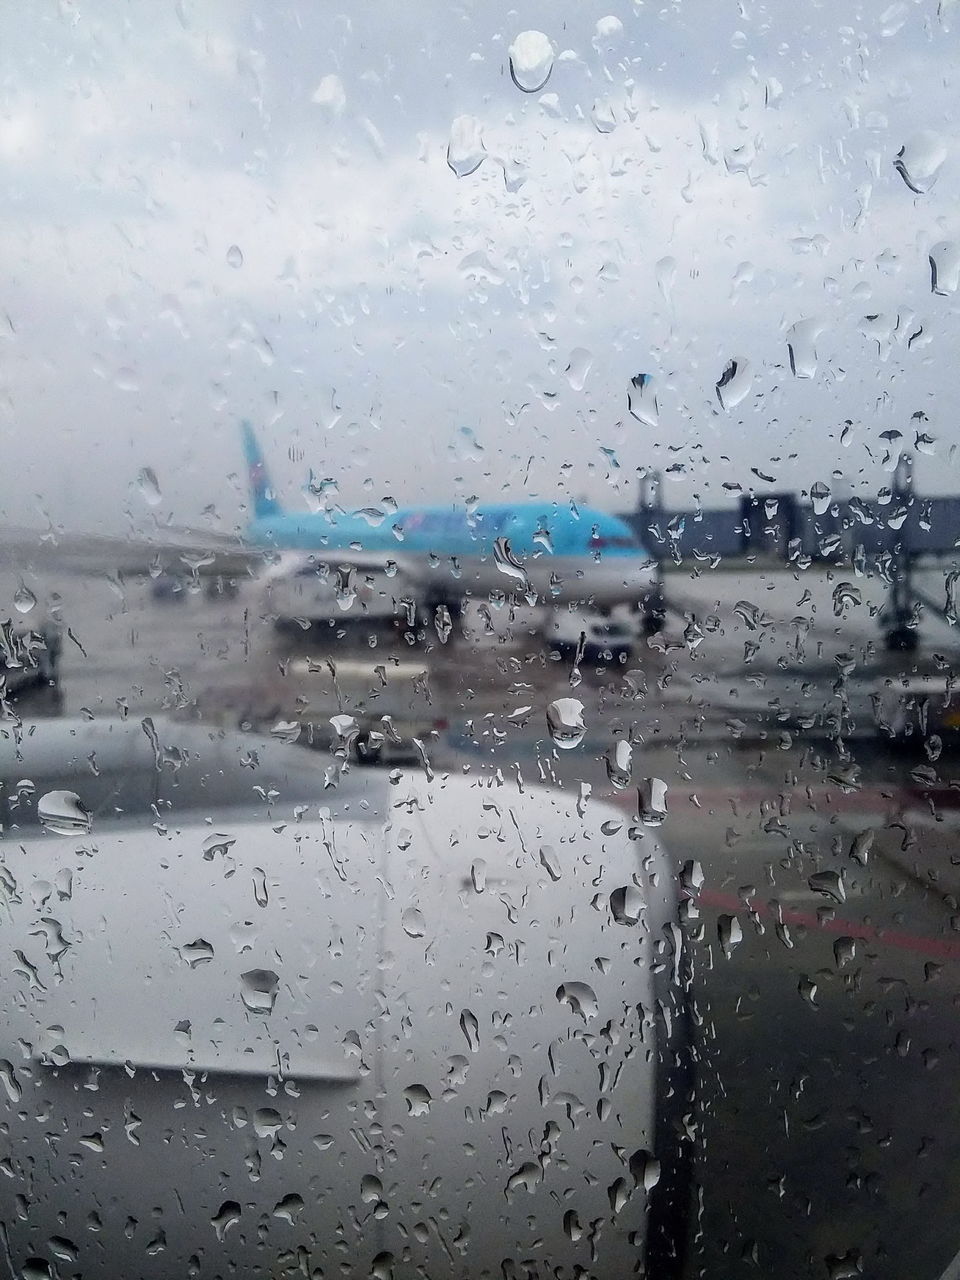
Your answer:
240;421;282;519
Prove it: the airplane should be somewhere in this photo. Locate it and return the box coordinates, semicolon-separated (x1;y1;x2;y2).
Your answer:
241;420;666;632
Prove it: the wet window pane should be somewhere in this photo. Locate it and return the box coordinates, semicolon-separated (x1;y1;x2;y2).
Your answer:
2;3;960;1277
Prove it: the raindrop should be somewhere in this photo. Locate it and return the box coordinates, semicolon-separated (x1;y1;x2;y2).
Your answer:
21;1262;53;1280
563;1210;583;1242
137;467;162;506
556;981;598;1021
202;832;236;860
273;1194;303;1225
565;347;593;391
403;1083;432;1116
538;844;562;881
434;604;453;643
608;1177;630;1213
630;1148;661;1190
850;829;874;865
360;1174;383;1203
808;869;845;904
240;969;279;1015
371;1253;395;1280
605;739;632;790
179;938;214;969
0;1059;21;1103
210;1201;241;1242
610;885;643;925
718;914;743;958
716;358;753;410
226;244;244;268
253;1108;282;1139
330;713;359;743
832;583;862;616
834;936;857;968
628;373;659;427
270;719;301;744
312;74;346;112
894;131;948;193
508;30;555;93
505;1162;542;1194
459;1008;480;1052
493;538;530;591
639;777;668;826
545;697;586;749
38;790;91;836
786;319;822;378
447;115;486;177
930;240;960;294
252;868;268;907
591;99;616;133
13;583;36;614
471;859;486;893
402;907;426;938
810;481;832;515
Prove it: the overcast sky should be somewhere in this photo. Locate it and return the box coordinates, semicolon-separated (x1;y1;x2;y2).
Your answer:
0;0;958;538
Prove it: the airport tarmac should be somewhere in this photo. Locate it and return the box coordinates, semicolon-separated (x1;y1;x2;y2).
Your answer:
5;555;960;1278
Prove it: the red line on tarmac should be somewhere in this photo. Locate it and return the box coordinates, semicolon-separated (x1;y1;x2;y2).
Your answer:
698;887;960;961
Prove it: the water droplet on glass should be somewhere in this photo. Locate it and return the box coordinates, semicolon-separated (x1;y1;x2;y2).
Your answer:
565;347;593;391
563;1210;583;1242
311;73;346;112
270;719;301;744
226;244;244;268
894;131;948;193
808;869;846;904
605;739;632;790
715;358;753;410
447;115;486;177
273;1194;303;1225
610;885;643;925
211;1201;241;1242
505;1162;542;1194
718;914;743;958
13;582;36;614
850;829;874;866
471;859;486;893
508;30;555;92
459;1008;480;1052
556;981;599;1021
202;832;236;860
591;99;616;133
546;697;586;749
330;713;359;743
786;318;822;378
608;1177;631;1213
493;538;531;593
402;907;426;938
929;240;960;294
628;373;659;427
639;777;668;826
137;467;162;506
240;969;279;1015
0;1059;21;1103
38;790;91;836
538;844;561;881
810;481;832;515
179;938;214;969
403;1083;432;1116
630;1148;661;1190
360;1174;383;1203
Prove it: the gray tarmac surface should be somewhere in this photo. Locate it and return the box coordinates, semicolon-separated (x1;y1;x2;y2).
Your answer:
5;555;960;1278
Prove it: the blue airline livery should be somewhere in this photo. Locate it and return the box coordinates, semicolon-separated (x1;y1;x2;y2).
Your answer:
241;421;663;622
